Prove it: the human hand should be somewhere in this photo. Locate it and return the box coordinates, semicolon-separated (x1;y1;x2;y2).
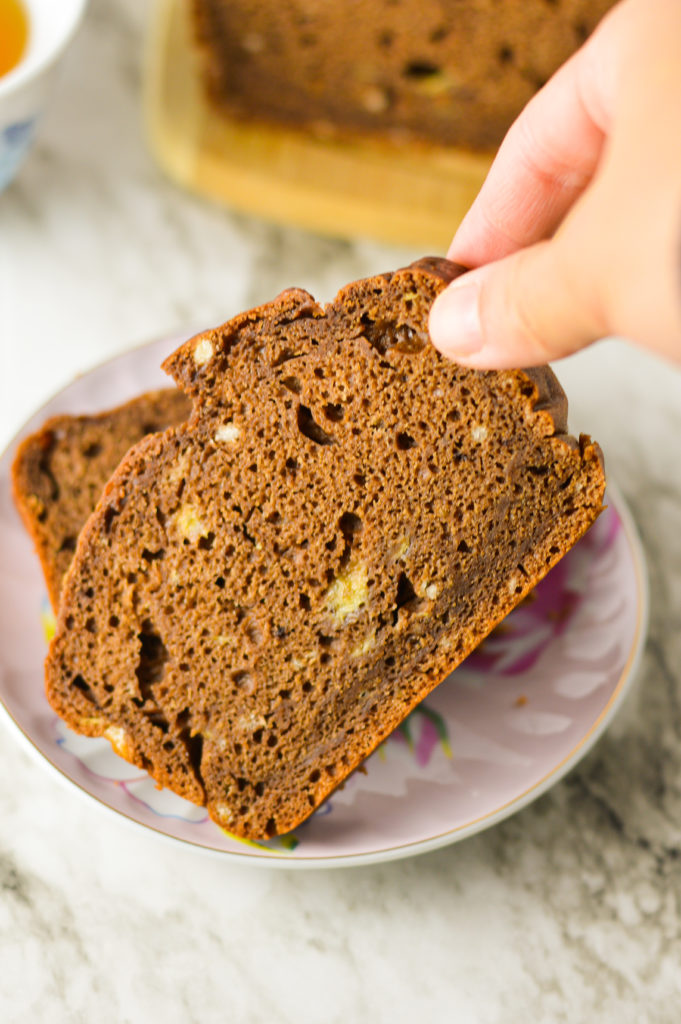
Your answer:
428;0;681;369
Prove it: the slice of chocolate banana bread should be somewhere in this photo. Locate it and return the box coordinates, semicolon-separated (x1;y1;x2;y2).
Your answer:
45;258;605;839
12;389;192;611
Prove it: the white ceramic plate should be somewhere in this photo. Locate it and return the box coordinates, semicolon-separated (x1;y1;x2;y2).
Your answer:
0;335;648;868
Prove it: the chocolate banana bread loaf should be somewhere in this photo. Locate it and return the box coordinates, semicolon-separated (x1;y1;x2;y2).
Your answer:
45;258;605;839
12;389;191;610
192;0;615;150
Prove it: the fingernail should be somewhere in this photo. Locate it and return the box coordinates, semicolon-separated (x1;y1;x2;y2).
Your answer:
429;282;484;357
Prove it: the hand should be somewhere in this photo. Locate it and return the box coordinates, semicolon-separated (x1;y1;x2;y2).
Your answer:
428;0;681;369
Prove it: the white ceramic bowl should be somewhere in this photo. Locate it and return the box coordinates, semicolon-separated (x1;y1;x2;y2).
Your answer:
0;0;89;191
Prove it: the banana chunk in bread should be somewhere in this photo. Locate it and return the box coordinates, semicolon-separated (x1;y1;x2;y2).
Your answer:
45;258;605;839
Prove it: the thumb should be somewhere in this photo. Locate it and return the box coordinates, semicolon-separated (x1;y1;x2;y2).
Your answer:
429;238;606;369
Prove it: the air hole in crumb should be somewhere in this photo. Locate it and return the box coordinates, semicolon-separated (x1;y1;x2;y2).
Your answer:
302;681;313;693
299;593;311;611
396;572;416;608
323;402;344;422
83;442;102;458
198;531;215;551
281;375;302;394
457;539;470;554
403;59;441;78
142;547;165;562
392;572;423;625
353;472;366;487
215;576;225;588
85;617;96;634
265;818;277;837
267;735;278;748
65;615;74;630
58;535;76;554
254;781;265;797
297;404;336;445
339;511;363;541
103;506;117;533
498;44;514;63
285;457;298;473
385;656;396;667
396;431;417;450
72;674;98;704
135;621;169;703
108;615;119;628
147;711;170;734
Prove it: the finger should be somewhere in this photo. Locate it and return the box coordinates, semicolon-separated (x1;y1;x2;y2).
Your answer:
430;231;606;369
447;14;616;269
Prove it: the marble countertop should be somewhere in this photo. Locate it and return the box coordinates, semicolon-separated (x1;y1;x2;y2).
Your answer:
1;2;680;1021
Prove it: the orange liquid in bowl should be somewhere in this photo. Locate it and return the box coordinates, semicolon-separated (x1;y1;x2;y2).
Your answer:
0;0;29;79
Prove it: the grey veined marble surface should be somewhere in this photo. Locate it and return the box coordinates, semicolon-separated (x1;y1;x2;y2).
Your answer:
1;2;680;1022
